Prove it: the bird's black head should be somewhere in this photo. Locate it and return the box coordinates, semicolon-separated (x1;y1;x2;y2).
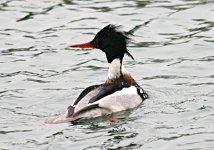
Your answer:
70;24;134;63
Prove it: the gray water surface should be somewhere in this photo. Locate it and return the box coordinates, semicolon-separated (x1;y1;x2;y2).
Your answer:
0;0;214;149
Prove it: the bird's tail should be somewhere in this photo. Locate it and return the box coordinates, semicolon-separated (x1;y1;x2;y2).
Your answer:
45;116;74;124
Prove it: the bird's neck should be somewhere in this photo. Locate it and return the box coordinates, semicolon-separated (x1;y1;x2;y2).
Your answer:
107;58;123;79
106;58;135;84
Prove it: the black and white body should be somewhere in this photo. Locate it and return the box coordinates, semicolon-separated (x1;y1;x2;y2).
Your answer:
46;25;148;124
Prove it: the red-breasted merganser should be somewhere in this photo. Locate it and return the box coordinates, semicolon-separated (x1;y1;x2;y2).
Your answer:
46;24;148;124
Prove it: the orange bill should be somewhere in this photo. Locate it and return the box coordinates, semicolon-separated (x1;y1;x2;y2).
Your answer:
70;42;94;48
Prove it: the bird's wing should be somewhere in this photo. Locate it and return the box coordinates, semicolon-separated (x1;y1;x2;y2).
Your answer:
70;83;146;119
72;84;100;106
88;83;130;104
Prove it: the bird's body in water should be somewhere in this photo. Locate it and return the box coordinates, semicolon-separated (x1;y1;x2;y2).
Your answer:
45;24;148;124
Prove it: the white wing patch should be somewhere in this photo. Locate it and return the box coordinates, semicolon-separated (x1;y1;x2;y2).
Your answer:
93;86;142;112
110;86;137;96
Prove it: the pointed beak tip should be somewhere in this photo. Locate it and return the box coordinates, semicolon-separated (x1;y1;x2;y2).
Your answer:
69;45;78;48
69;42;94;49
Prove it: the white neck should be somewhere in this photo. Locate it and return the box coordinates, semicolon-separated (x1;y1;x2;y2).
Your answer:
108;58;128;79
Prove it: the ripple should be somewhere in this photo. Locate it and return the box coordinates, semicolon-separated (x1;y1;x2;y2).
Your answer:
17;12;34;22
1;46;34;54
0;129;32;134
103;126;140;149
69;17;97;23
159;131;214;141
143;75;189;80
86;6;112;12
189;82;214;86
25;78;52;83
0;1;10;10
16;3;63;22
0;89;24;95
132;41;161;48
1;0;214;149
0;71;52;78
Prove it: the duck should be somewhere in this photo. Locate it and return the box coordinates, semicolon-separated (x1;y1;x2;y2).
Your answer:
45;24;148;124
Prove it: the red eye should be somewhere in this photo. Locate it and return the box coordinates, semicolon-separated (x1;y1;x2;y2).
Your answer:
95;39;100;45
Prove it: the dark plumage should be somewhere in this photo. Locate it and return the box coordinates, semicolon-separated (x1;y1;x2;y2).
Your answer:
91;24;134;63
45;24;148;124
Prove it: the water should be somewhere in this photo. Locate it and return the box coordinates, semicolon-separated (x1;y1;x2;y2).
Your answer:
0;0;214;149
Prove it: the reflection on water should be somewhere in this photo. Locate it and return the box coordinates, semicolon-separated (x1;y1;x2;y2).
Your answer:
0;0;214;149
